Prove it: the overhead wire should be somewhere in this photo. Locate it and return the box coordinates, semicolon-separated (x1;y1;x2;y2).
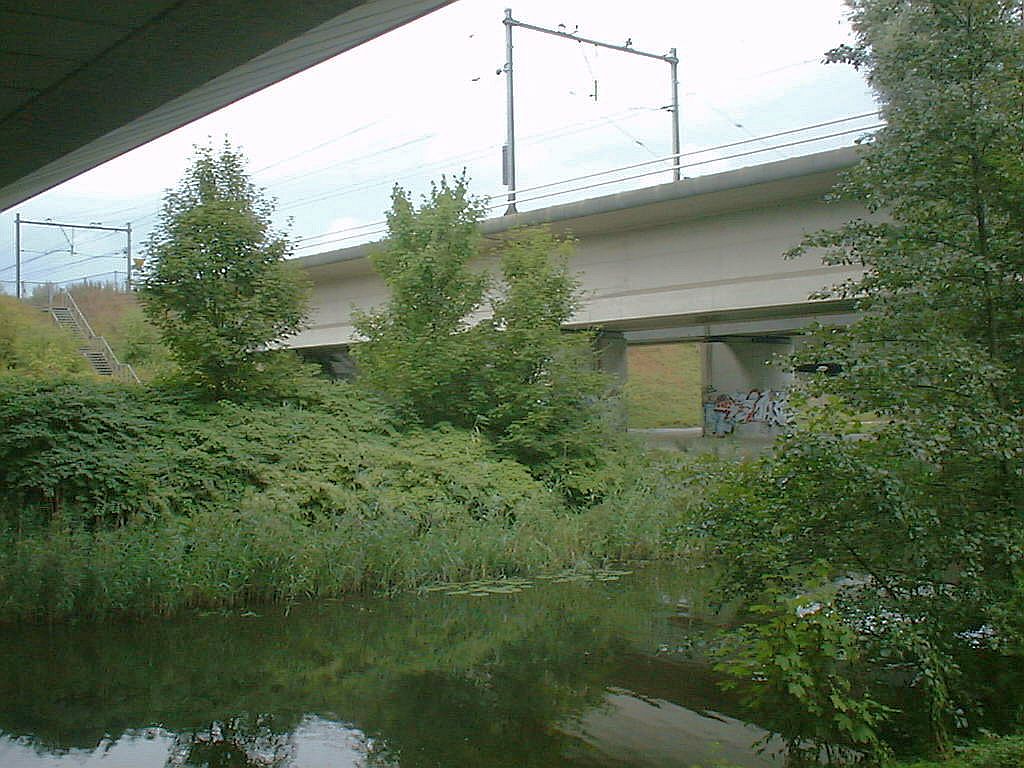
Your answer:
0;246;68;273
267;133;436;192
30;102;664;232
291;115;882;253
51;197;162;226
576;38;660;158
20;4;856;229
19;110;883;270
22;249;126;279
278;106;662;214
251;119;389;177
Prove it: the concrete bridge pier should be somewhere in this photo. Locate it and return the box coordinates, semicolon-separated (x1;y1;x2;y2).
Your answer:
701;336;796;437
595;330;628;383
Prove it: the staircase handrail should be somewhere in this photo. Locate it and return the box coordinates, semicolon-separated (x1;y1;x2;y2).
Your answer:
94;335;141;384
59;289;98;340
58;289;141;384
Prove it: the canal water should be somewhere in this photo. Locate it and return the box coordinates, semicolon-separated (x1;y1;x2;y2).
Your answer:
0;565;782;767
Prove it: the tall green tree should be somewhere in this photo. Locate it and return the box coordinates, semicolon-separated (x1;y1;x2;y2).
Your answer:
140;142;309;398
474;227;609;473
353;178;611;480
707;0;1024;759
352;177;489;425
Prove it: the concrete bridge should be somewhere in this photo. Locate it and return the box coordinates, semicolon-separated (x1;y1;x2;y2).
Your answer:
291;146;868;432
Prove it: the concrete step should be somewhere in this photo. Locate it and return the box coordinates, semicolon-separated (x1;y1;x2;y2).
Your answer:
48;298;134;381
83;353;114;375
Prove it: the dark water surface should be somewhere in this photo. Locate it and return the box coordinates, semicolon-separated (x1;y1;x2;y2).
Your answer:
0;565;781;767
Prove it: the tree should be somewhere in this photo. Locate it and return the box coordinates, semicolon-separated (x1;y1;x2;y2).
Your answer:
352;177;489;425
140;142;309;397
353;178;611;481
473;227;610;474
706;0;1024;758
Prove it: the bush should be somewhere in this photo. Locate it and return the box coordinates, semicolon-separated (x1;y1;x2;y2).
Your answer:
892;734;1024;768
0;376;690;621
715;592;892;767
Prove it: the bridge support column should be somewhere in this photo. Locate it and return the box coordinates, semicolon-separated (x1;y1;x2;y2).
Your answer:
594;331;628;383
297;344;357;380
703;337;795;437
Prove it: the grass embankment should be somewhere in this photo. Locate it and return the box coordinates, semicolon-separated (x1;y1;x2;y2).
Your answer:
3;284;173;381
0;375;697;622
0;296;90;376
67;284;175;380
623;342;702;428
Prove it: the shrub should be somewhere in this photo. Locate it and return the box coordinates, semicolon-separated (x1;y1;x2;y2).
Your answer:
0;376;690;621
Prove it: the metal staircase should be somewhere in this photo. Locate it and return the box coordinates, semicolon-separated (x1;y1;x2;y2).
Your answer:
48;290;140;384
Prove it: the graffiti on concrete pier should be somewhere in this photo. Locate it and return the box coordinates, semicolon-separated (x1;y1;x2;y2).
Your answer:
703;389;789;436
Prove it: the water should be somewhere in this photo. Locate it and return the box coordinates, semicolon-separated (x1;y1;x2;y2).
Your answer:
0;565;781;767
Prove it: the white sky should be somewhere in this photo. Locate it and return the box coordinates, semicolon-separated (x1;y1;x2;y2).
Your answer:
0;0;877;289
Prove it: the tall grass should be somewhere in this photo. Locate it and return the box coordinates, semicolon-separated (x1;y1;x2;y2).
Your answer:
0;296;90;376
0;377;699;622
0;473;696;622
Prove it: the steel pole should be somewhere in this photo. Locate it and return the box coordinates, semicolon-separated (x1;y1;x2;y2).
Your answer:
670;48;681;182
125;223;132;290
14;213;20;299
504;8;517;214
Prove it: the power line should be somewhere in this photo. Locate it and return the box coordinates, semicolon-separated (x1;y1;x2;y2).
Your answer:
484;123;882;210
0;246;66;273
53;197;160;226
32;105;663;234
267;133;436;192
251;118;386;176
24;111;882;272
291;112;881;252
277;107;662;213
22;249;125;279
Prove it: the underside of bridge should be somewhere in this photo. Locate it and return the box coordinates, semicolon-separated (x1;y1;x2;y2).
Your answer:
0;0;453;211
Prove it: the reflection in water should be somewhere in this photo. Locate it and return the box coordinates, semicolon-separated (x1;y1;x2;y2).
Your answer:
0;565;777;767
167;716;296;767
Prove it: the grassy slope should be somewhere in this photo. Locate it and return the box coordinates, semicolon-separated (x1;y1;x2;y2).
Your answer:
0;296;90;375
67;283;174;380
623;342;703;428
68;283;139;338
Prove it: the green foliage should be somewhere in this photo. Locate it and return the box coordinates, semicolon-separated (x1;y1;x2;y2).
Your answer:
353;177;489;424
0;375;689;621
716;593;892;766
140;141;310;398
700;0;1024;759
105;304;177;381
473;228;610;471
790;0;1024;456
0;377;176;527
0;296;89;376
891;734;1024;768
353;178;612;485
